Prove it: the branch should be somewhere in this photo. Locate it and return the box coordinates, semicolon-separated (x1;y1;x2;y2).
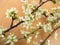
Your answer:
31;0;50;14
3;0;50;34
4;21;24;33
10;17;14;27
19;28;41;40
40;26;60;45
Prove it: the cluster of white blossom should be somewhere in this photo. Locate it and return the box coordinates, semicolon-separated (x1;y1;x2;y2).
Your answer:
26;36;32;43
43;23;52;32
52;7;60;19
6;8;18;19
20;14;34;29
20;30;32;43
36;22;43;29
47;16;57;23
20;30;30;37
5;33;18;45
33;41;39;45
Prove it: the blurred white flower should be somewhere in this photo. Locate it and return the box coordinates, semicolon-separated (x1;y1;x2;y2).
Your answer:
45;40;50;45
20;30;30;37
5;33;18;45
47;40;50;45
6;8;18;18
54;32;58;40
33;41;39;45
47;16;57;22
37;22;43;29
27;36;32;43
52;7;60;18
20;0;28;3
35;32;39;38
20;15;34;29
0;28;4;38
43;23;52;32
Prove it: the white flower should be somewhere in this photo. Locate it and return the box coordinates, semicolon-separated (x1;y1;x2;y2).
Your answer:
37;22;43;29
45;40;50;45
20;15;34;29
20;30;30;37
33;41;39;45
47;40;50;45
20;0;28;3
6;8;18;18
35;32;39;38
54;32;58;40
5;33;18;45
43;23;52;32
27;36;32;43
47;16;57;22
52;7;60;18
0;28;4;38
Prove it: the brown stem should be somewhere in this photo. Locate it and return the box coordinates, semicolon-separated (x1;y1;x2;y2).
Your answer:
10;17;14;27
4;21;24;33
31;0;50;14
40;26;60;45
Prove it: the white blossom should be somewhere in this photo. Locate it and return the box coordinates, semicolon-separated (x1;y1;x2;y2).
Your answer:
27;36;32;43
33;41;39;45
0;28;4;38
20;30;30;37
20;0;28;3
6;8;18;18
5;33;18;45
43;23;52;32
47;40;50;45
54;32;58;40
45;40;50;45
20;15;34;29
35;32;39;38
52;7;60;18
47;16;57;22
37;22;43;29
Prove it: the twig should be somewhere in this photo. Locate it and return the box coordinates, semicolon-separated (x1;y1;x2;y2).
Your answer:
4;21;24;33
19;28;41;40
40;26;60;45
31;0;50;14
10;17;14;27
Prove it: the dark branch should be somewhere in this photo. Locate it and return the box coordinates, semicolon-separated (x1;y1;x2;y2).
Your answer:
4;21;24;33
40;26;60;45
10;17;14;27
31;0;50;14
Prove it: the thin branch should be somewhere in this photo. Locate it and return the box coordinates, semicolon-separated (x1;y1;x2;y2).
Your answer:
40;26;60;45
10;17;14;27
19;28;41;40
31;0;50;14
4;21;24;33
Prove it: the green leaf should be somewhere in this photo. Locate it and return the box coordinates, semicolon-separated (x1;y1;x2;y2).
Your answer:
51;0;56;4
